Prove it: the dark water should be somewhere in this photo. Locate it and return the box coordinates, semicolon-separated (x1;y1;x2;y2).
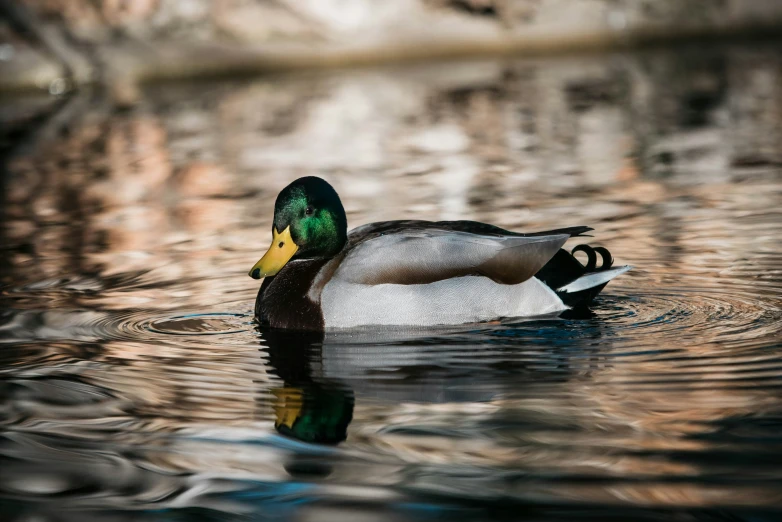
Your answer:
1;43;782;521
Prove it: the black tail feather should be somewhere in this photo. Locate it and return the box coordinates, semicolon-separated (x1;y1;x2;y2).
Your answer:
571;244;597;271
592;247;613;269
536;243;617;308
524;226;593;238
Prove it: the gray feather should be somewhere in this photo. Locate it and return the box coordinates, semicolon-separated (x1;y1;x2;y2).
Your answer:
557;265;632;293
333;231;569;286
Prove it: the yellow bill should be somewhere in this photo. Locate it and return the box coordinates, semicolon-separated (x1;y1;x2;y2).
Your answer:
249;226;298;279
272;387;304;430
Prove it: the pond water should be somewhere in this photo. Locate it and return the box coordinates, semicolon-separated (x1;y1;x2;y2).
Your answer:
1;42;781;521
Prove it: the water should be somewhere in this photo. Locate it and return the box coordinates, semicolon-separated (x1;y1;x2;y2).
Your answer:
1;43;781;521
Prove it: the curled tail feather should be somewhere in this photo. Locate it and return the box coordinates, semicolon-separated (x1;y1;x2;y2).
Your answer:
535;244;630;308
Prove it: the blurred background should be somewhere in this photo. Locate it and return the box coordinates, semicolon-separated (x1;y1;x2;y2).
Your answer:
1;2;782;522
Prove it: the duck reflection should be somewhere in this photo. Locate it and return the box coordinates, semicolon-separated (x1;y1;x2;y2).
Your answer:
262;328;354;446
260;314;612;451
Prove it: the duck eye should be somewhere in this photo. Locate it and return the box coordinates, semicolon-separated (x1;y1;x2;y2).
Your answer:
305;206;314;216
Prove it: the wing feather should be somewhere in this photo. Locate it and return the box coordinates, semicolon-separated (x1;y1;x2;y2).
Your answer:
334;230;569;286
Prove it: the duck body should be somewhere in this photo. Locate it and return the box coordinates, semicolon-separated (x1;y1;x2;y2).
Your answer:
253;212;631;331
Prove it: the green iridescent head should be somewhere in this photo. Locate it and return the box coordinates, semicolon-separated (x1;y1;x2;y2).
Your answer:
249;177;347;279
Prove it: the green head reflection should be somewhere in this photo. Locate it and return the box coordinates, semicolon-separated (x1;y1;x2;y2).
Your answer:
262;327;354;446
272;385;353;445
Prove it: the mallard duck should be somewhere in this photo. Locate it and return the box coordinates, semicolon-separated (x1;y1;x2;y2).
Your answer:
249;177;631;330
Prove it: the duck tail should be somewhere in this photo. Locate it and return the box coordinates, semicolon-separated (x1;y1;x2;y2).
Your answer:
536;244;631;308
556;264;632;306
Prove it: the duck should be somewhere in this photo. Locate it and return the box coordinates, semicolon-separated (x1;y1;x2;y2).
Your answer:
249;176;631;331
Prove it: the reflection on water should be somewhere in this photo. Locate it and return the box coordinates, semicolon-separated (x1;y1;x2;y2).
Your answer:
1;42;782;521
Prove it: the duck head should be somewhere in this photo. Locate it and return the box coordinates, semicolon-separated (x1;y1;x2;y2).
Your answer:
249;177;348;279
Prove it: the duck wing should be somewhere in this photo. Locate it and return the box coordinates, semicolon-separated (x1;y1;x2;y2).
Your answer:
348;220;592;242
337;227;569;286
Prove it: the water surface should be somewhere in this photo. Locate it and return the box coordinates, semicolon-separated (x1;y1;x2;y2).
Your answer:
1;43;781;521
